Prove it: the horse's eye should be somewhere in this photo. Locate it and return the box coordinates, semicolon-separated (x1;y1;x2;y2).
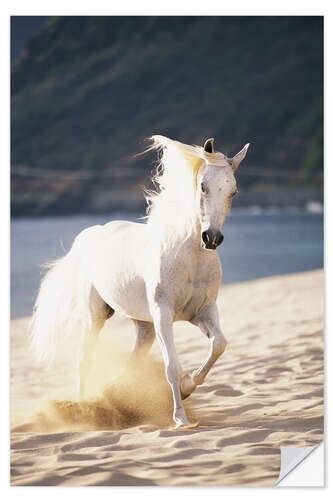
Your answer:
201;183;208;194
232;189;239;197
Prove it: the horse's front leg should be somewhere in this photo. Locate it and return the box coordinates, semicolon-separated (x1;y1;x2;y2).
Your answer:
150;302;197;428
181;303;227;399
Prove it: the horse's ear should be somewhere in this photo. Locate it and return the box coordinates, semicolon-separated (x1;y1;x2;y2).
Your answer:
203;138;215;153
229;143;250;171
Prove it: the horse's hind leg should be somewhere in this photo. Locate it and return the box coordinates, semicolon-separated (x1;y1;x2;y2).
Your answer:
78;287;114;397
129;320;155;364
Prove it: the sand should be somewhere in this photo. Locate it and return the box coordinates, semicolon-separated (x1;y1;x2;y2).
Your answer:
10;269;324;486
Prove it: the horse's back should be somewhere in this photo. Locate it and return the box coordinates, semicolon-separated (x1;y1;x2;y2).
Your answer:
102;220;148;259
103;219;142;234
74;219;146;253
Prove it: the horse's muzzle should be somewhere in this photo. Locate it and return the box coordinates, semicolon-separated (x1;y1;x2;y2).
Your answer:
201;229;224;250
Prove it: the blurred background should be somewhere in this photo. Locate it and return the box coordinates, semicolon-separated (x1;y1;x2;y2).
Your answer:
11;16;323;318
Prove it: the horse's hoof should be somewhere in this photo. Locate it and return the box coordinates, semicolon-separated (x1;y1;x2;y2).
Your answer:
174;420;199;430
180;373;197;400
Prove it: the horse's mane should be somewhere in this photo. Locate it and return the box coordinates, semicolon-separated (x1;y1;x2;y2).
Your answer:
142;135;226;241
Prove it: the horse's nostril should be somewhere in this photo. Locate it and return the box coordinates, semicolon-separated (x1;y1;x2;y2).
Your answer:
217;232;224;246
202;230;223;248
202;231;210;245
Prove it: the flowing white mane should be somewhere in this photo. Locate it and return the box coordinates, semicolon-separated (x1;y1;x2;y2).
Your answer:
143;135;226;240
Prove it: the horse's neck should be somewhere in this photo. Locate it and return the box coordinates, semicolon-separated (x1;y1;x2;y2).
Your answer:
155;212;202;250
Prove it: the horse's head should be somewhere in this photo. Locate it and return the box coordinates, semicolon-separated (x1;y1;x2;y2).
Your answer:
196;138;250;250
144;135;250;245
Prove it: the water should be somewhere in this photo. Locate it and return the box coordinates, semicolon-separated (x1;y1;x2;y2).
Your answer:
11;211;323;319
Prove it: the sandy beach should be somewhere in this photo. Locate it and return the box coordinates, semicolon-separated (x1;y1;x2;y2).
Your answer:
10;269;324;486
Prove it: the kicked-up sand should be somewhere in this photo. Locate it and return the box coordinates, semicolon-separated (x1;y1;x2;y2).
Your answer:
10;269;324;486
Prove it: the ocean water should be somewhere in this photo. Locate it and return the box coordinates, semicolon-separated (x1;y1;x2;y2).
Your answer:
11;211;323;319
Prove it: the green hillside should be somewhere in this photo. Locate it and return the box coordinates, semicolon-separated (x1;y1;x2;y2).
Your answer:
11;16;323;215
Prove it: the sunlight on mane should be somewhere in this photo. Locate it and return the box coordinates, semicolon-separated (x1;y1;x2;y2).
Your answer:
143;135;226;242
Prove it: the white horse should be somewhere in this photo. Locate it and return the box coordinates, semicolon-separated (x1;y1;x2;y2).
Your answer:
30;135;249;429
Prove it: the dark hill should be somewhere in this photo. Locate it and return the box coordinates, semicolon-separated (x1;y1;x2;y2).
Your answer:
11;16;323;215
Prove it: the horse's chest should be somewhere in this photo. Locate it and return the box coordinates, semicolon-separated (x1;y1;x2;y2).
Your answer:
174;256;222;320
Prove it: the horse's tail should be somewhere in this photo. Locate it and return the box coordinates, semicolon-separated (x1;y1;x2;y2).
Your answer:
29;237;93;365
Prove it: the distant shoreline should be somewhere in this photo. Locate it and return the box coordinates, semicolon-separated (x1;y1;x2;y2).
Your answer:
11;186;323;218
